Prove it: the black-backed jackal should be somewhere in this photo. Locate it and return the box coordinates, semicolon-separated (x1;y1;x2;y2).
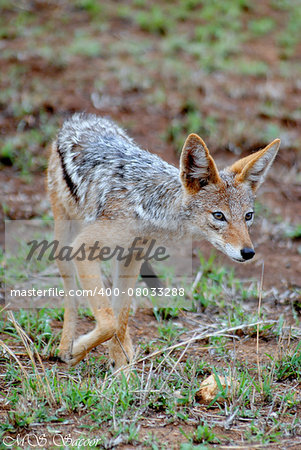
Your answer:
47;113;280;369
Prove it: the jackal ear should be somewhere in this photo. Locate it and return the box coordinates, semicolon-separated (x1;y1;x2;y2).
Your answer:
180;134;221;194
230;139;280;192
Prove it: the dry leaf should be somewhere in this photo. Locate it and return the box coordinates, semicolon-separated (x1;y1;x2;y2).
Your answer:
196;374;235;404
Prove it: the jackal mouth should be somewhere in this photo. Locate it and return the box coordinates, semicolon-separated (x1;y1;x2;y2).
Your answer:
232;257;246;263
213;242;246;263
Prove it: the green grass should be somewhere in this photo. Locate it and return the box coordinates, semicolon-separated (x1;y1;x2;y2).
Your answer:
1;308;62;354
4;222;56;287
286;224;301;239
68;32;103;58
181;420;220;445
0;92;59;174
75;0;104;18
248;17;276;36
191;251;258;316
1;129;48;174
230;58;269;76
2;249;300;446
114;0;269;76
0;0;299;185
277;1;301;58
165;100;218;151
135;6;172;35
272;342;301;381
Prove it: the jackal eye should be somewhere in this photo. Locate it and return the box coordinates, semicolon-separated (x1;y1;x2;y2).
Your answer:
212;212;226;221
245;212;254;221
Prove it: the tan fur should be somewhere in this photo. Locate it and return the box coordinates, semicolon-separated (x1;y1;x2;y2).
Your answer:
225;223;253;249
231;139;281;191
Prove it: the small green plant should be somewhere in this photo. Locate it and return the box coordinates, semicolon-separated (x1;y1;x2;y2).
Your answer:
135;6;172;35
153;306;180;321
180;420;220;445
232;58;269;76
68;33;103;58
245;421;282;444
277;4;301;58
0;141;14;166
261;123;286;143
0;110;58;175
75;0;103;18
192;251;256;316
286;224;301;239
248;18;275;36
157;321;184;343
1;309;62;354
113;422;140;444
165;101;217;151
194;422;220;444
273;342;301;381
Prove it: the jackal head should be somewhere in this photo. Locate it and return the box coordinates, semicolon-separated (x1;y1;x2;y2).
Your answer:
180;134;280;262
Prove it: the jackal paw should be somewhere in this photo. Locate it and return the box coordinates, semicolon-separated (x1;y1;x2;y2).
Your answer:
58;340;75;364
58;347;86;366
58;341;87;366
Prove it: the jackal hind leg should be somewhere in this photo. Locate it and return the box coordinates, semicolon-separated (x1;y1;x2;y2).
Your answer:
108;258;142;371
52;206;80;363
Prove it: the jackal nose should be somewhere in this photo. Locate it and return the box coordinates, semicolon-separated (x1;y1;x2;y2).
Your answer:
240;247;255;261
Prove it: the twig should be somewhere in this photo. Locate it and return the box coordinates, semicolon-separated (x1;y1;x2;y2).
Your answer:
0;340;29;381
256;262;265;394
8;311;56;405
111;320;274;378
114;332;130;364
158;337;193;393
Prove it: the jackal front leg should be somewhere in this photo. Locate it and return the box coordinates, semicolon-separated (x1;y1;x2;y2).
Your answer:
66;232;117;366
108;258;142;371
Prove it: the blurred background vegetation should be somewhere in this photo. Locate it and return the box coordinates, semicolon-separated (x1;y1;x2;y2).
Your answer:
0;0;300;214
